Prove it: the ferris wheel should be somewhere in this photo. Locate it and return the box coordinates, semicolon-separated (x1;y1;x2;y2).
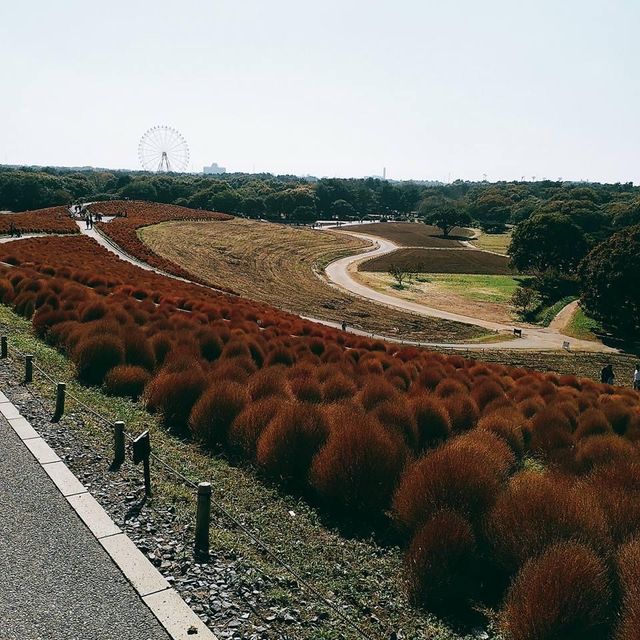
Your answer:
138;125;190;173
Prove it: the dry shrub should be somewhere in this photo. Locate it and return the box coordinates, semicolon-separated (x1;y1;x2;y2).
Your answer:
373;400;419;450
486;471;610;573
575;408;613;440
123;331;156;371
405;510;477;614
477;413;525;456
451;429;515;477
310;416;407;518
585;462;640;543
528;406;574;458
518;396;546;418
228;397;285;459
393;440;502;534
145;369;207;435
601;400;634;435
575;434;639;473
435;378;467;399
103;365;150;399
501;542;611;640
322;373;357;403
615;537;640;640
358;378;401;411
190;382;248;449
290;376;323;404
248;367;289;401
411;393;451;450
471;379;505;410
256;403;329;483
443;394;479;431
73;334;125;385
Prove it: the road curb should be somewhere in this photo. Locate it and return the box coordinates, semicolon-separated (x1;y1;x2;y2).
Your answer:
0;395;216;640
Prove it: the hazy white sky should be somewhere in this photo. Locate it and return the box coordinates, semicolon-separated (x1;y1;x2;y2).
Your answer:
1;1;638;182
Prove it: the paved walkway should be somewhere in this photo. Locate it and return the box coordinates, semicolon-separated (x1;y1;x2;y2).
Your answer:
0;412;170;640
324;230;617;353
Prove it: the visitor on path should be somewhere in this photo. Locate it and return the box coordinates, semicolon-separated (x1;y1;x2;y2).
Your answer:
341;320;347;332
601;364;615;385
8;222;15;237
634;364;640;390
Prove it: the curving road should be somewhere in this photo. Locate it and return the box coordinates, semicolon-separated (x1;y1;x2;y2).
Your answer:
324;230;616;353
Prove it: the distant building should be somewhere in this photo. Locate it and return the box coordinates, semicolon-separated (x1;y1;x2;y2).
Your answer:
203;162;226;175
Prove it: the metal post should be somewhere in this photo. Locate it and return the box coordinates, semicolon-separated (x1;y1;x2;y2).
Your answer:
24;355;33;383
113;421;125;469
195;482;212;556
52;382;65;422
1;336;7;359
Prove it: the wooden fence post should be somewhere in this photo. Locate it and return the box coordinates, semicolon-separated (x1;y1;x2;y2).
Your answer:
24;355;33;383
52;382;66;422
195;482;212;557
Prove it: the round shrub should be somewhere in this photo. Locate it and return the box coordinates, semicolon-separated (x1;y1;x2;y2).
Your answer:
486;471;610;573
73;334;125;385
393;440;503;534
443;394;479;431
575;408;613;440
190;382;248;449
228;397;285;459
575;434;639;473
411;393;451;450
145;369;207;435
501;542;612;640
615;537;640;640
405;510;477;614
373;400;419;450
310;416;407;519
104;365;151;399
256;402;329;484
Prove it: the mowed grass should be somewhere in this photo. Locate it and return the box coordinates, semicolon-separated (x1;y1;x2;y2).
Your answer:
354;222;472;247
563;306;602;342
360;247;514;275
140;219;490;342
470;230;512;255
420;274;522;303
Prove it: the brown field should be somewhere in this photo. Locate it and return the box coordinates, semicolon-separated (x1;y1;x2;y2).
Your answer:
140;219;490;342
354;222;472;247
360;247;514;274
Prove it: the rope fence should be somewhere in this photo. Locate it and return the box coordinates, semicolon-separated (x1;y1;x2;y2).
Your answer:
0;336;380;640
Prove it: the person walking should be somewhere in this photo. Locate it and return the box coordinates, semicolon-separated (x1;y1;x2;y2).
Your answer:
634;364;640;390
341;320;347;332
601;364;615;385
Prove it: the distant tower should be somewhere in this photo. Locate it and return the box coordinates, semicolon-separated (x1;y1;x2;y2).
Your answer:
383;167;387;180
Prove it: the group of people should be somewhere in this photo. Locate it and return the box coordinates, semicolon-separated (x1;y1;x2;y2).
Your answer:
601;363;640;390
7;222;22;238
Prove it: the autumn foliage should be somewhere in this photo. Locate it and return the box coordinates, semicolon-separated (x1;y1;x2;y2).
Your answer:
1;221;640;638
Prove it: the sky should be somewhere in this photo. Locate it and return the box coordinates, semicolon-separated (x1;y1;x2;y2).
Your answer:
1;0;639;183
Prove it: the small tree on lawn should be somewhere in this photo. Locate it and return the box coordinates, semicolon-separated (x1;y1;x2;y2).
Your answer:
511;286;538;317
388;263;408;288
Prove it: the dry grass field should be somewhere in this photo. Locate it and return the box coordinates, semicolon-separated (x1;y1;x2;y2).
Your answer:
354;222;472;246
470;229;513;255
140;219;490;342
360;247;514;275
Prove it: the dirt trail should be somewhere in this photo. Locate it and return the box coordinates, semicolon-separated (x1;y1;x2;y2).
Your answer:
324;230;615;353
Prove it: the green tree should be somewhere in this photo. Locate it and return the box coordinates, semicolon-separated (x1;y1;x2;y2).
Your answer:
469;192;512;232
330;199;356;219
579;224;640;335
290;205;317;224
421;205;471;237
508;213;589;274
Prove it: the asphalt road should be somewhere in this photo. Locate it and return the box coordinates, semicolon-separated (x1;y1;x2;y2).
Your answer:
0;414;170;640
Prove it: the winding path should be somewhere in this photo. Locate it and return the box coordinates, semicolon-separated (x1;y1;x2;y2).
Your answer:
323;230;616;353
0;213;612;353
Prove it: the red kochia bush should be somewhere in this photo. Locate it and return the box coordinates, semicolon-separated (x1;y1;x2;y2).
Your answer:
411;393;451;450
73;334;125;385
501;542;612;640
575;434;639;473
443;394;479;431
228;397;285;459
189;382;247;449
405;510;477;614
615;537;640;640
574;407;613;440
393;438;503;534
103;365;151;399
310;416;407;519
485;471;610;573
256;402;329;483
145;369;207;435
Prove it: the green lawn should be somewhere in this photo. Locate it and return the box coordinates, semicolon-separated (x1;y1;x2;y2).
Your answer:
470;230;512;255
564;306;602;341
415;274;523;304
